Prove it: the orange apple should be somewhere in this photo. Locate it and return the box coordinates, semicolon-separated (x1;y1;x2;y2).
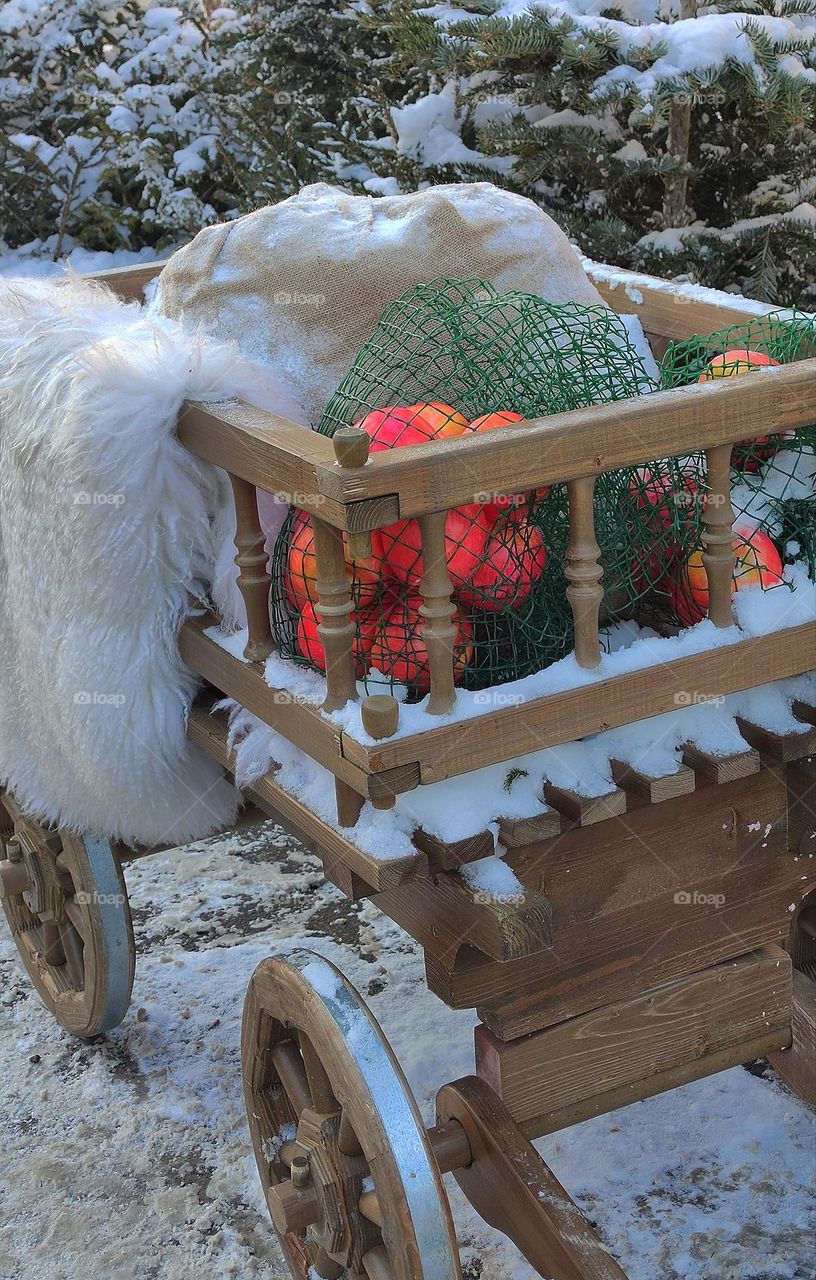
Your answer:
285;511;384;612
698;349;779;381
671;523;784;626
405;401;468;437
465;410;525;433
369;594;473;692
457;510;547;610
698;350;784;472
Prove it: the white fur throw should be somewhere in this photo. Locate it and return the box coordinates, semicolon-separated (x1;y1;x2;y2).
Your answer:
0;274;254;846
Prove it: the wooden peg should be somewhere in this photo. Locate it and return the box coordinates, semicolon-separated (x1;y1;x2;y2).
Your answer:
565;475;603;669
702;444;736;628
311;515;358;713
362;695;400;810
418;511;458;714
333;427;373;561
229;474;274;662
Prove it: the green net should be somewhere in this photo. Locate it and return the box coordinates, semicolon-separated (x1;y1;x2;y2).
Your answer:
269;283;816;697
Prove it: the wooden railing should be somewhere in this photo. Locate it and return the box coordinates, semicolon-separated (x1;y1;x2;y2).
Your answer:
90;259;816;824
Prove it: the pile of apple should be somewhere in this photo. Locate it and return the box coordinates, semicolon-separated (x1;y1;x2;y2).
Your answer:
630;347;786;626
284;401;548;690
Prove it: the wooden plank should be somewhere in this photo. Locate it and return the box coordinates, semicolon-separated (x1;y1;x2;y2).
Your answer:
412;828;495;870
543;783;626;827
681;742;760;785
437;1076;630;1280
610;759;695;806
519;1030;790;1141
374;873;553;965
427;769;816;1036
178;612;421;802
187;703;426;893
768;967;816;1105
497;810;561;848
88;258;168;300
340;624;816;785
316;361;816;516
475;947;792;1130
735;715;816;764
589;266;776;341
792;700;816;727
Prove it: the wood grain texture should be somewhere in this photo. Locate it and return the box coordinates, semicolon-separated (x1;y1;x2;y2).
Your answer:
340;624;816;785
681;742;760;785
475;947;792;1129
412;828;495;870
316;362;816;517
497;811;562;848
88;259;167;300
373;872;554;965
734;716;816;764
702;444;737;628
427;768;816;1037
543;784;627;828
565;475;603;669
187;703;426;893
610;760;696;806
229;474;275;661
589;270;776;340
437;1076;630;1280
768;967;816;1105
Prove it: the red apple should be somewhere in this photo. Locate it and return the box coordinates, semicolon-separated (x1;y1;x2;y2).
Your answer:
457;510;547;610
369;594;473;692
626;465;701;593
697;349;784;472
463;409;550;519
378;503;494;593
285;510;384;612
354;402;466;452
296;600;380;676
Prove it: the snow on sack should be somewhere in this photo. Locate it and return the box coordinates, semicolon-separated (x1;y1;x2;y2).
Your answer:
151;181;638;426
0;273;263;845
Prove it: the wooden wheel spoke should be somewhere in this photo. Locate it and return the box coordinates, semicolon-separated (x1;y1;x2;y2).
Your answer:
362;1246;395;1280
338;1108;363;1157
59;920;85;988
41;920;65;967
313;1247;344;1280
298;1029;339;1114
272;1039;312;1117
64;897;90;943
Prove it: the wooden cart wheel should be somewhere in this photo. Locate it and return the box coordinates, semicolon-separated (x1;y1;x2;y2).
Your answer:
242;950;463;1280
0;791;135;1037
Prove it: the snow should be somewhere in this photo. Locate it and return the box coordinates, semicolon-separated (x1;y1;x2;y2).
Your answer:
459;854;526;902
1;818;813;1280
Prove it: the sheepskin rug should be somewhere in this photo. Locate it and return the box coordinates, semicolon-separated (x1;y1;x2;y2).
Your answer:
0;273;282;846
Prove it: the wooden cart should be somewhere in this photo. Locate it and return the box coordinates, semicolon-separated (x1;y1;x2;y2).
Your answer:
1;260;814;1280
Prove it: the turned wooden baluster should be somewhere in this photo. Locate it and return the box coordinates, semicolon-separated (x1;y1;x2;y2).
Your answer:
703;444;736;628
311;515;358;712
418;511;458;715
565;475;604;669
229;475;274;662
332;426;373;562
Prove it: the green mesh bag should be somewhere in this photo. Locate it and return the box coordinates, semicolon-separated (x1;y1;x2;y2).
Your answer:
271;277;658;694
270;282;815;695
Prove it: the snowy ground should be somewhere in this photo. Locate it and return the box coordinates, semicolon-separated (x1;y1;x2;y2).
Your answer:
1;811;814;1280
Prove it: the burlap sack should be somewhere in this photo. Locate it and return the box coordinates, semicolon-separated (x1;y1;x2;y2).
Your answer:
153;182;607;424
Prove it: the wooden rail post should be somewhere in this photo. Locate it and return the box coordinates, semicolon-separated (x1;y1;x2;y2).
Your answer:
311;516;358;712
418;511;457;715
332;427;373;561
703;444;736;628
229;475;274;662
361;695;400;810
565;476;603;669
